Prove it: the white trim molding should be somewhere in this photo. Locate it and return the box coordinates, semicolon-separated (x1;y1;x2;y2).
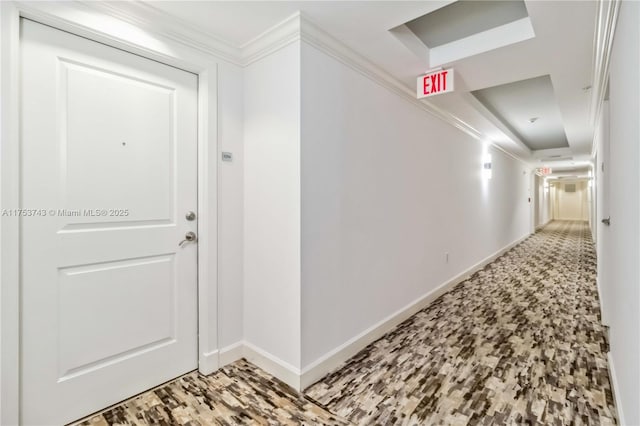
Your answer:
217;233;532;393
299;232;531;390
75;2;528;165
218;342;244;368
79;0;242;65
243;343;302;391
241;12;301;66
218;341;302;391
590;0;621;128
199;350;220;376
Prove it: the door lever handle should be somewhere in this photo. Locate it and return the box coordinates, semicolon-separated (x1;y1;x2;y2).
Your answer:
179;231;197;247
601;217;611;226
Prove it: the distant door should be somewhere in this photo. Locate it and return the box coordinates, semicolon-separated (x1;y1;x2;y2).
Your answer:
21;19;198;425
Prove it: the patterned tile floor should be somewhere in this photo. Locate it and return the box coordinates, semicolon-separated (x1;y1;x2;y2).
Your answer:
74;360;350;426
74;221;617;425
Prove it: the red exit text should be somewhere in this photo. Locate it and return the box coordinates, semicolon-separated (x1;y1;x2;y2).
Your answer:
416;68;454;99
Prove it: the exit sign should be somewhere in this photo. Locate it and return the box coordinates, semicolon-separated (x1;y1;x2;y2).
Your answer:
536;167;552;176
417;69;454;99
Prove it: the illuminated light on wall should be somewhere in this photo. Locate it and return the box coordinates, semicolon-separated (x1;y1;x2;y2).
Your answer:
482;153;492;179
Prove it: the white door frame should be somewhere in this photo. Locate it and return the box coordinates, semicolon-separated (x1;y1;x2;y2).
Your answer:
1;2;220;424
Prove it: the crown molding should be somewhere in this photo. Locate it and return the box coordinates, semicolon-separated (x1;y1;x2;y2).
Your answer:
78;2;304;68
78;0;243;65
299;15;529;165
299;15;480;138
590;0;620;128
53;2;527;164
241;12;302;66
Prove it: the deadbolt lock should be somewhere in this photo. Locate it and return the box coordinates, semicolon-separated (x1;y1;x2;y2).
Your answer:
185;211;196;221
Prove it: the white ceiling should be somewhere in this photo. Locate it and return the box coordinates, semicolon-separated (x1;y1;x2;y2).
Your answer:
131;0;597;174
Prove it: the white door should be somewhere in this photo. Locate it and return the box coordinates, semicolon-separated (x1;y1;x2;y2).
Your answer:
20;19;198;425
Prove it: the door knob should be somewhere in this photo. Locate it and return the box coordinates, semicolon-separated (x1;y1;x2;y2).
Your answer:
179;231;197;247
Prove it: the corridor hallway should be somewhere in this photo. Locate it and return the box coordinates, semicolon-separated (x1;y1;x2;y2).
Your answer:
76;221;617;425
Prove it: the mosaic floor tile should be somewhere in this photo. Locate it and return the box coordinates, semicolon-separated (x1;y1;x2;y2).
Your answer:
73;360;350;426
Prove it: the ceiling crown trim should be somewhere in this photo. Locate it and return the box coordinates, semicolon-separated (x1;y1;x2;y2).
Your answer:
241;12;302;66
67;1;528;164
81;0;243;65
590;0;620;130
299;15;528;165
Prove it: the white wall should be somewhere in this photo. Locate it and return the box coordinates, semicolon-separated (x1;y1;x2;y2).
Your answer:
299;41;531;369
217;62;245;349
604;2;640;423
243;41;301;369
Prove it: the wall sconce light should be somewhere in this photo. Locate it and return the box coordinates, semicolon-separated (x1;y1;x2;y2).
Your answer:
482;154;492;179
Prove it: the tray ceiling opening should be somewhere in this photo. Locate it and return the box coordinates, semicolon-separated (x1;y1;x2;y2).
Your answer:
394;0;535;67
472;75;570;151
405;0;530;48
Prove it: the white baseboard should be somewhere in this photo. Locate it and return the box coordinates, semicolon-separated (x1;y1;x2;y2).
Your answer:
215;234;530;394
216;340;303;391
299;233;530;389
198;349;219;375
219;341;244;367
242;342;302;390
607;352;626;425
